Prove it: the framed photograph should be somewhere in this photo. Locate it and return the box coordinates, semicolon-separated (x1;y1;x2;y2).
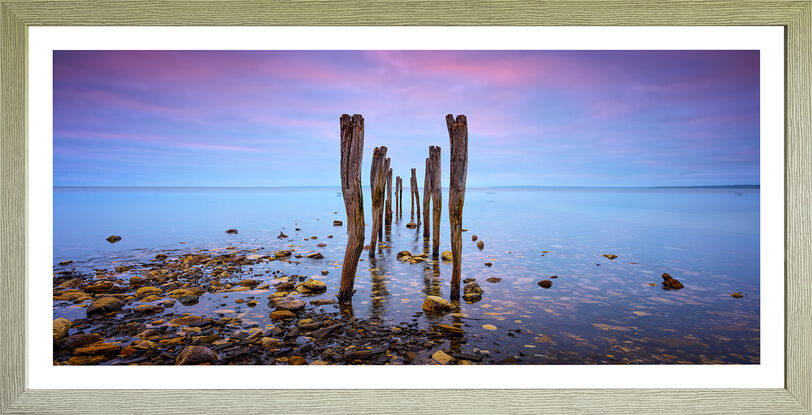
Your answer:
2;1;810;413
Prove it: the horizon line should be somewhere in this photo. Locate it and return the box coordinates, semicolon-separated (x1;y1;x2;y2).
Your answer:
53;184;761;189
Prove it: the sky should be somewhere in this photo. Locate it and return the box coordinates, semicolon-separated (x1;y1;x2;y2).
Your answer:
53;50;760;187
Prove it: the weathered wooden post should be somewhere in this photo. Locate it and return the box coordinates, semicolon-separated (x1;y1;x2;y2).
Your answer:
410;168;420;225
381;158;390;236
338;114;365;302
422;157;432;239
385;167;393;226
429;146;442;257
446;114;468;299
369;146;387;257
396;176;403;220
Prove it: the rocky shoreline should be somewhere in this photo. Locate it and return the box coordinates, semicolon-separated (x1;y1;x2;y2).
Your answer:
53;248;508;365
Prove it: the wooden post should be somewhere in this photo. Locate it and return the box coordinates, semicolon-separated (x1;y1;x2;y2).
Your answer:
396;176;403;220
446;114;468;299
368;146;387;257
381;158;390;236
385;167;393;226
338;114;365;302
429;146;442;257
422;157;432;240
410;168;420;225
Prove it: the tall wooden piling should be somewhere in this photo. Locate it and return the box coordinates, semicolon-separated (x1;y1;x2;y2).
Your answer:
422;157;432;239
385;167;393;226
446;114;468;299
368;146;387;257
410;168;420;225
429;146;442;257
338;114;365;302
396;176;403;220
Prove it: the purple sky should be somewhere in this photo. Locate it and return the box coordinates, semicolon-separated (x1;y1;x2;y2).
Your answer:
53;50;759;187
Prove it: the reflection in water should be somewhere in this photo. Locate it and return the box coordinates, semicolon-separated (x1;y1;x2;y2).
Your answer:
53;187;761;364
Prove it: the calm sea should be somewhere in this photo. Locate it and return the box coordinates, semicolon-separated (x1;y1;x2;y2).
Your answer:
53;186;760;364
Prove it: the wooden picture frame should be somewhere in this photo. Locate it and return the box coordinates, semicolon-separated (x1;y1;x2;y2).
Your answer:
1;1;810;413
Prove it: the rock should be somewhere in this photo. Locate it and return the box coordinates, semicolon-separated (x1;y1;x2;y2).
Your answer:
225;228;238;234
168;287;205;298
135;286;162;298
289;356;307;365
405;222;418;229
472;235;478;241
486;277;501;283
53;318;72;340
261;337;282;348
422;296;452;313
431;350;454;365
67;355;108;365
84;280;115;293
270;310;296;321
538;280;553;289
661;273;684;290
302;278;327;292
482;324;498;331
277;231;288;239
484;262;492;267
246;300;258;307
462;277;476;284
441;250;453;261
731;292;744;298
134;304;163;314
317;243;327;248
74;342;122;356
397;250;411;259
274;250;292;258
476;240;484;250
464;282;483;295
438;324;464;336
86;296;123;316
129;275;147;287
175;345;218;365
463;293;482;303
179;295;200;306
602;254;618;260
58;260;73;266
59;333;103;350
321;270;329;276
169;315;208;326
306;252;324;259
238;279;259;287
310;299;335;306
133;339;158;350
333;220;343;226
297;319;321;331
550;275;558;279
276;298;305;312
105;235;122;243
154;253;168;260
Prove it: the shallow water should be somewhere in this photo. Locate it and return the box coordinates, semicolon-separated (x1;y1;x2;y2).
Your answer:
54;186;760;364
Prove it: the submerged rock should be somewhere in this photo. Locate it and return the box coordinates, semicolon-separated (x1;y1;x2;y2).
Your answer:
310;299;335;306
105;235;122;243
601;254;618;260
58;260;73;266
225;228;238;234
731;292;744;298
661;273;684;290
274;250;292;258
305;252;324;259
538;280;553;289
333;220;343;226
405;222;418;229
464;282;483;295
175;345;218;365
485;277;501;283
422;296;453;313
441;250;453;261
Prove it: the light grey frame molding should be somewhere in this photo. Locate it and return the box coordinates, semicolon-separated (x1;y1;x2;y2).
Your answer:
1;1;810;414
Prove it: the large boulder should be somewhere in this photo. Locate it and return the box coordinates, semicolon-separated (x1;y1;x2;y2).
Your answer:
175;345;218;365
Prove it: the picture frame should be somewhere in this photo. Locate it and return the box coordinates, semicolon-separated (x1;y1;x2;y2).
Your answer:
1;1;810;413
